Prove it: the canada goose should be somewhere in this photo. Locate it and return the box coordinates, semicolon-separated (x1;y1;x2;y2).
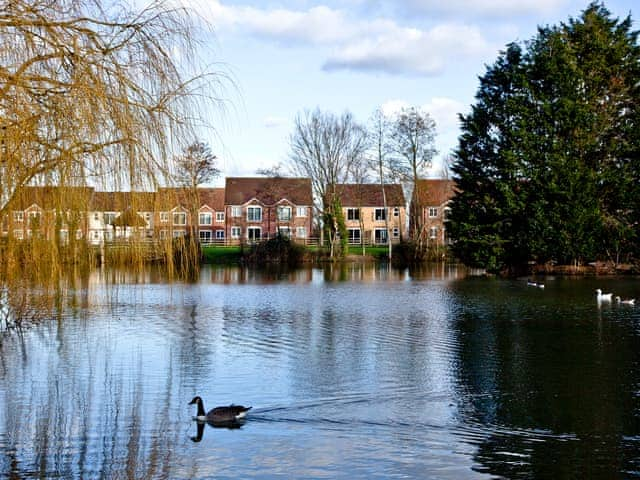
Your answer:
596;289;613;301
615;296;636;305
189;396;252;423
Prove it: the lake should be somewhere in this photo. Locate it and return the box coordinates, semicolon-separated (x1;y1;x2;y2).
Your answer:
1;264;639;479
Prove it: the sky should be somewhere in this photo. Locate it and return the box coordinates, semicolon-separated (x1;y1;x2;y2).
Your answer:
180;0;637;184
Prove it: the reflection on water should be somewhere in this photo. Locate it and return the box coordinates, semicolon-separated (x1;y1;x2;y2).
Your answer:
1;265;639;478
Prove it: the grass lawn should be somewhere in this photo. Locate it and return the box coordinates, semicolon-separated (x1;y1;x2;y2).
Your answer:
201;245;242;264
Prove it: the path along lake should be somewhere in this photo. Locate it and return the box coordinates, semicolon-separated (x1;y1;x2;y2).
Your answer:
1;264;639;479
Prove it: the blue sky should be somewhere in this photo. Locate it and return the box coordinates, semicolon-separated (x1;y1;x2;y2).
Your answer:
181;0;637;184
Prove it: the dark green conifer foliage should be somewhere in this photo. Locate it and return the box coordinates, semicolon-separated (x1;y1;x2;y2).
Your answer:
448;3;640;272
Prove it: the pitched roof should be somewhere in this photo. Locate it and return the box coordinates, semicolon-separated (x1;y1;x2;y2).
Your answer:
198;188;225;210
334;184;405;207
90;191;155;212
10;186;94;210
413;179;456;206
225;177;313;206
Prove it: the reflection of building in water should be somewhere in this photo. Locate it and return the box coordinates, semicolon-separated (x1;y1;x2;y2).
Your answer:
206;265;313;285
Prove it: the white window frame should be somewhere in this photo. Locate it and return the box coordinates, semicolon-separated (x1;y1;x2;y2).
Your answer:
296;226;307;238
296;206;307;217
199;212;212;225
374;228;388;244
13;211;23;222
347;208;360;221
277;206;292;221
393;207;400;217
278;226;291;238
247;226;261;241
160;212;169;223
429;207;438;218
199;230;212;243
216;212;225;222
429;226;438;239
348;228;361;244
374;208;386;221
231;226;241;238
104;212;117;225
13;229;24;239
231;206;242;217
173;212;187;226
247;206;262;222
215;230;225;239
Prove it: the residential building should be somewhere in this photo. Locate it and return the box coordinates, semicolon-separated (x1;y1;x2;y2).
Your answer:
411;179;456;246
335;183;406;245
224;177;313;243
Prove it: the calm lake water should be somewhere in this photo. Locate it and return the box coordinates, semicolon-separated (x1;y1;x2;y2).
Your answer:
1;264;639;479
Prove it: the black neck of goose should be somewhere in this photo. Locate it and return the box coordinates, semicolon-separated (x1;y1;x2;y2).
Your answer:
196;399;205;417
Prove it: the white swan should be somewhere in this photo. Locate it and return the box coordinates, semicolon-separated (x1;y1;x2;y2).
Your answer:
615;296;635;305
596;289;613;301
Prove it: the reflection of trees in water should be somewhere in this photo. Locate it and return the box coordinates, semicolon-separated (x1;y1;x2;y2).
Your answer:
1;346;185;478
449;281;640;477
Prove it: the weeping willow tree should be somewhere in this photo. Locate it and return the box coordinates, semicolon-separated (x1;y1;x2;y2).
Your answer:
0;0;228;330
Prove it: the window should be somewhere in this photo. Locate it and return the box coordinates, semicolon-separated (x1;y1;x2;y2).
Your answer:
296;206;307;217
104;212;117;225
374;228;388;244
347;208;360;221
231;206;242;217
215;230;225;239
393;227;400;238
199;212;212;225
94;212;100;222
216;212;225;222
278;226;291;237
159;230;167;240
247;227;261;241
173;212;187;225
93;231;100;240
28;211;41;227
393;207;400;217
429;207;438;218
173;230;186;238
231;226;241;238
296;226;307;238
247;206;262;222
429;226;438;239
374;208;386;221
13;211;23;222
144;212;151;223
160;212;169;223
13;229;23;239
199;230;212;243
348;228;361;244
277;206;292;221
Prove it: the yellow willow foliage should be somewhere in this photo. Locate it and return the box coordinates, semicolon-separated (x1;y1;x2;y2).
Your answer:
0;0;229;325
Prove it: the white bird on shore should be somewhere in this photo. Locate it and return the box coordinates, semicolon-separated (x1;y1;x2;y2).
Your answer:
615;296;635;305
596;289;613;302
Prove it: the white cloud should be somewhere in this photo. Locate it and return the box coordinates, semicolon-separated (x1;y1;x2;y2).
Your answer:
185;0;495;76
323;22;490;76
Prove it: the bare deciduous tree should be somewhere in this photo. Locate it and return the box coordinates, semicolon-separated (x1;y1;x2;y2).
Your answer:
175;140;220;189
287;108;368;258
387;106;437;243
